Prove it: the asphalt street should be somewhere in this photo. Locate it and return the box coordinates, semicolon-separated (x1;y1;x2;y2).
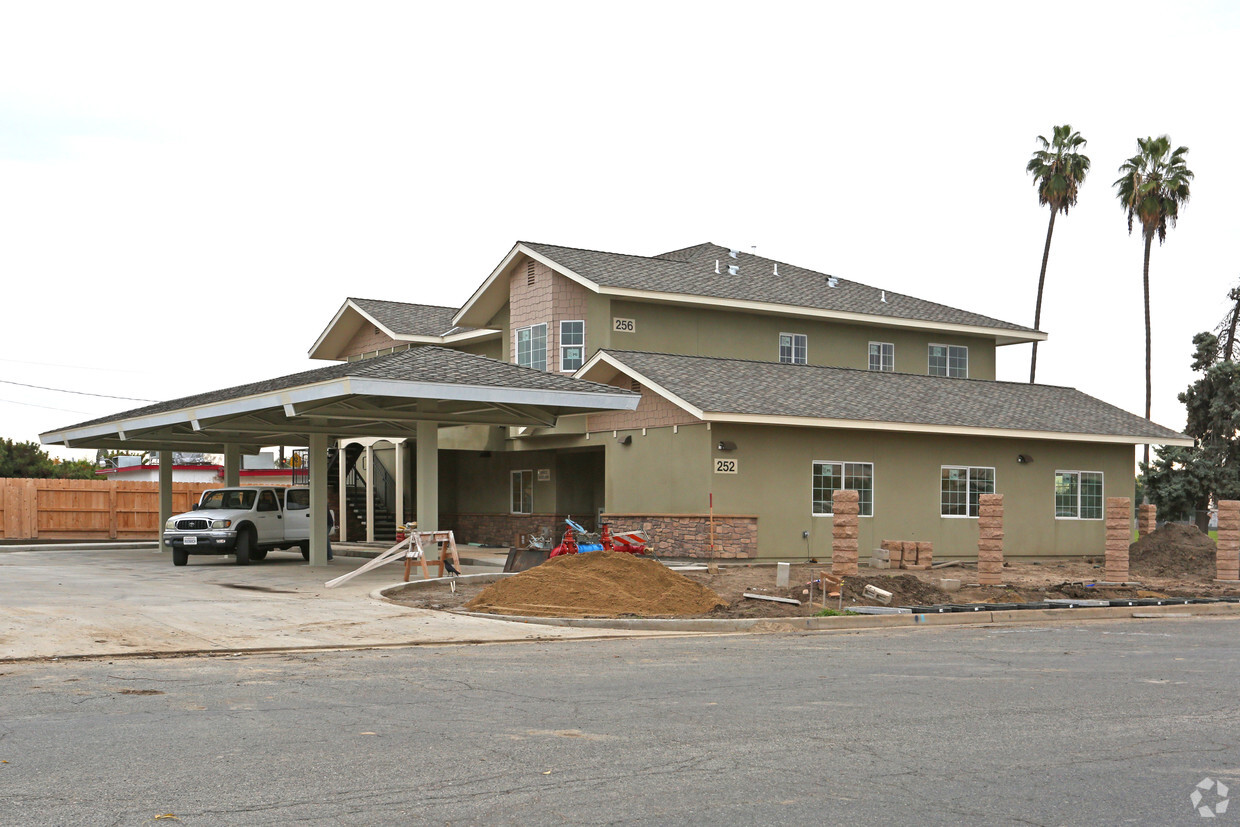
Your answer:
3;618;1239;825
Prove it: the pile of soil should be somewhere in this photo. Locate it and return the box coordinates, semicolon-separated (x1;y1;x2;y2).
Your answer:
464;551;727;618
839;574;949;606
1128;524;1217;578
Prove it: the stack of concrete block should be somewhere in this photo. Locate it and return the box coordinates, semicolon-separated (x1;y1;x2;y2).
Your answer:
1104;497;1131;582
872;545;892;569
1137;503;1157;539
904;541;933;570
977;493;1004;585
831;489;860;576
1217;500;1240;582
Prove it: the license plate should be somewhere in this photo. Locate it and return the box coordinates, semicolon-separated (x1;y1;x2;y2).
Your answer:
183;537;198;546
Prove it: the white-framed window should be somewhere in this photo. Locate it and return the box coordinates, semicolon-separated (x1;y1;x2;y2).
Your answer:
868;342;894;372
1055;470;1103;519
811;460;874;517
511;469;534;514
941;466;995;517
928;344;968;378
515;324;547;371
560;320;585;372
779;333;808;364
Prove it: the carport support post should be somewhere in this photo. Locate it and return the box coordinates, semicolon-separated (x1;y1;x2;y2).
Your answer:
416;420;438;536
308;433;329;566
158;450;173;553
394;439;405;534
223;445;241;487
338;442;348;543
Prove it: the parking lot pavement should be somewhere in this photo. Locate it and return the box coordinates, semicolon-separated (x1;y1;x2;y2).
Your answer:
0;545;645;661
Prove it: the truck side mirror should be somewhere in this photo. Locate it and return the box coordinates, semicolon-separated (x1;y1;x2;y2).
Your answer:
191;503;199;510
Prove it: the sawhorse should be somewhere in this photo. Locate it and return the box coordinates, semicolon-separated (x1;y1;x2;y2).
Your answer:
403;530;461;581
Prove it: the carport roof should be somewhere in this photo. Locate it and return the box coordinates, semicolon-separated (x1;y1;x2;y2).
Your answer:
42;347;639;451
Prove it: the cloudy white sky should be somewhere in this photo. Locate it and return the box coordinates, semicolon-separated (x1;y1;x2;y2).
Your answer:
2;1;1236;464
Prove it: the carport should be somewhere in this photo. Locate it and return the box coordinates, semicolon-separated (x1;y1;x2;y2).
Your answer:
40;347;639;565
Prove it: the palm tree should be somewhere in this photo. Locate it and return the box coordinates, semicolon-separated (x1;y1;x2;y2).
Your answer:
1114;135;1193;467
1026;125;1090;383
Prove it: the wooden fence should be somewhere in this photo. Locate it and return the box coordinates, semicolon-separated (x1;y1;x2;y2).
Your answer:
0;478;223;541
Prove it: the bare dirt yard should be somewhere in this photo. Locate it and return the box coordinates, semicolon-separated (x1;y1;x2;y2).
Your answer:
390;525;1240;620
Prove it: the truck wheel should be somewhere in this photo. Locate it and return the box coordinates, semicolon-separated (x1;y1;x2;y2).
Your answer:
234;529;253;565
299;543;310;561
173;548;188;567
249;549;268;561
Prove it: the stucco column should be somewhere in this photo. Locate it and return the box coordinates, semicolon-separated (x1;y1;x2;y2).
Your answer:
158;450;173;553
308;432;329;566
337;440;348;543
223;445;241;487
395;438;405;534
416;420;439;534
364;443;375;543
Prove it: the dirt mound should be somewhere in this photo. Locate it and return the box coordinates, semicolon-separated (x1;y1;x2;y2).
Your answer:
1129;523;1217;578
841;574;950;606
465;551;727;618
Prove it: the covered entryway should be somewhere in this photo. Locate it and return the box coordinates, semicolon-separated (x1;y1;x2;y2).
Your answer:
40;347;638;566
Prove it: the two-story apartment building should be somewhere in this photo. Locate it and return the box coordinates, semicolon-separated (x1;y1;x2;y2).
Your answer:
307;240;1190;560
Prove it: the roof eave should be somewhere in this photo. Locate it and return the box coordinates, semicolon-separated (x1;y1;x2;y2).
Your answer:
452;242;601;328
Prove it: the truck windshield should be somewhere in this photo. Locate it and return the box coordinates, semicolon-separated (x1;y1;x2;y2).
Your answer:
200;490;256;510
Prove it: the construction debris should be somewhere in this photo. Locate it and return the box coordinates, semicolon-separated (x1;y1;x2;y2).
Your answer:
742;592;801;605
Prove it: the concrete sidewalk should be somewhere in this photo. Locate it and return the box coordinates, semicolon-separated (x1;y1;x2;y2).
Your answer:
0;545;659;661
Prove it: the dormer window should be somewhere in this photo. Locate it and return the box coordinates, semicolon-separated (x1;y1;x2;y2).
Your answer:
779;333;807;364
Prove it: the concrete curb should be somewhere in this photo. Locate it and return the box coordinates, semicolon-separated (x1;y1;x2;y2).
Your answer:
375;578;1240;632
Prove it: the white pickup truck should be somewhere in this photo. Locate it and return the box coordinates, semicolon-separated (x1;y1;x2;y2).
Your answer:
163;486;313;566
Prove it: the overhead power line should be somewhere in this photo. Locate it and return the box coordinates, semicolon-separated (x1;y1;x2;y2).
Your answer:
0;397;91;414
0;378;158;403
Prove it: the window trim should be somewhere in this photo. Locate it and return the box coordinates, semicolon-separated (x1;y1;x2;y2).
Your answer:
559;319;585;373
939;465;996;519
928;343;968;378
1054;469;1104;520
778;332;808;365
868;341;894;372
515;323;548;371
510;469;534;515
811;459;875;518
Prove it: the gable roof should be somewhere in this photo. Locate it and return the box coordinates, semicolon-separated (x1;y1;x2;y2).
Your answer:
309;298;498;360
43;347;638;450
579;350;1192;446
453;241;1044;344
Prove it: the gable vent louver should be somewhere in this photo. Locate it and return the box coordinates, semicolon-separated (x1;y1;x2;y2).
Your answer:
630;379;641;393
526;260;536;286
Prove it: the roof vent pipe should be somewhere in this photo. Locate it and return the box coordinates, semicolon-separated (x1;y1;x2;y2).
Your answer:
880;290;887;303
728;249;739;259
728;264;739;275
827;276;839;288
773;263;779;276
714;260;720;274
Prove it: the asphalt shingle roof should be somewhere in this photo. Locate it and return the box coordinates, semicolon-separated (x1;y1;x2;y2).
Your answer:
55;348;634;433
603;350;1188;441
521;241;1037;335
349;298;475;336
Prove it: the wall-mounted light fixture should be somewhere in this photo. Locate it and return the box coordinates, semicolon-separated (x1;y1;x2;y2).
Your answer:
1017;454;1032;464
618;435;632;446
716;441;737;451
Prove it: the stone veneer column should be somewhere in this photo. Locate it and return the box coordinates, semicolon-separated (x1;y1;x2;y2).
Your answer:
1216;500;1240;582
1137;503;1157;539
1104;497;1131;582
977;494;1004;585
831;489;860;577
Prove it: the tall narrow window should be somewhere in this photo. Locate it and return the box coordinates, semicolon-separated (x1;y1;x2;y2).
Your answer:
941;466;995;517
515;324;547;371
812;460;874;517
928;344;968;378
779;333;808;364
869;342;894;372
1055;470;1103;519
511;470;533;514
560;320;585;372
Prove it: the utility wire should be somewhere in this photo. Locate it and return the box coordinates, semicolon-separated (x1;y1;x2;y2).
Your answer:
0;397;91;414
0;378;158;402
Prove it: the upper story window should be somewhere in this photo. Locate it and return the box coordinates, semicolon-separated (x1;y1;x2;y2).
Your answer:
1055;470;1103;519
868;342;894;372
560;320;585;372
928;344;968;378
516;324;547;371
779;333;807;364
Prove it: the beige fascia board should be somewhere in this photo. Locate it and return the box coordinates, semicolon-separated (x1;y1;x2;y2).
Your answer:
596;286;1046;344
388;328;502;346
575;351;706;420
700;411;1194;446
452;242;602;328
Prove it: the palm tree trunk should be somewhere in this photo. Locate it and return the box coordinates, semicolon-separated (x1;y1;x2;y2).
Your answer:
1030;209;1057;383
1142;233;1153;469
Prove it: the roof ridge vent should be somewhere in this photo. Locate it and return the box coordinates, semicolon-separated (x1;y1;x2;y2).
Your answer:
827;276;839;288
728;249;739;259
